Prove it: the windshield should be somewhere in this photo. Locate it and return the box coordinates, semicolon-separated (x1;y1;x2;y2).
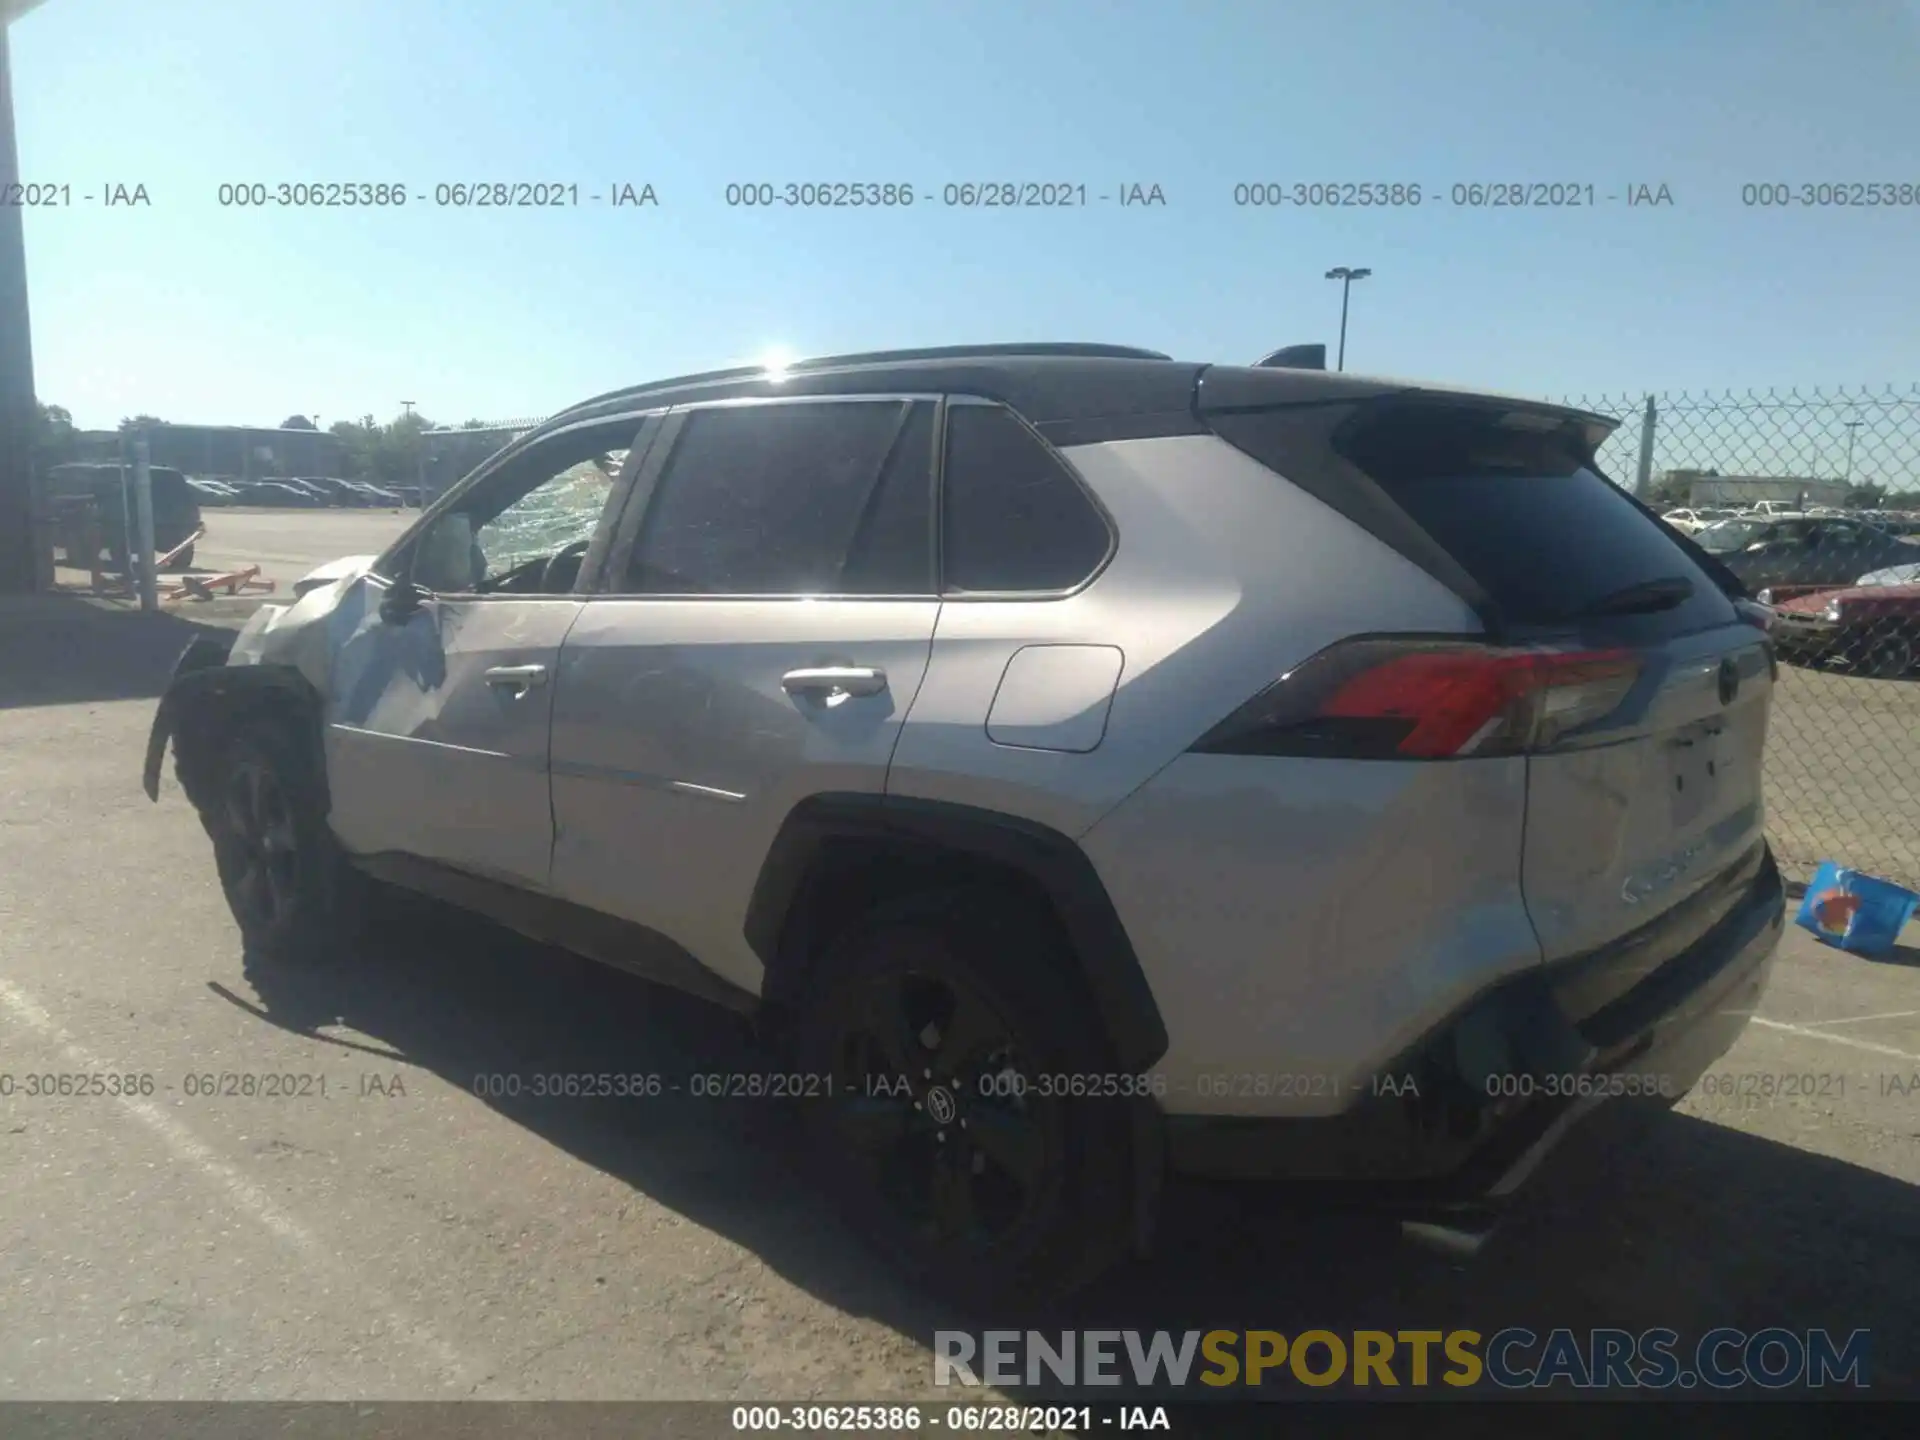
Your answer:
1695;519;1765;553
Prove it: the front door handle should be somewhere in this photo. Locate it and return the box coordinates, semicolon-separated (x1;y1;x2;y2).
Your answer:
484;663;549;694
781;666;888;699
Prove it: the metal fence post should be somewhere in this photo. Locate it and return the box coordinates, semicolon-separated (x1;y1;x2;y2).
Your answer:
131;430;157;611
1633;394;1658;500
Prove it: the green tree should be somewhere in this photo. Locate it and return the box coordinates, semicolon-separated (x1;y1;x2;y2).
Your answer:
1845;481;1887;509
279;414;318;430
322;411;438;488
32;402;76;474
118;413;165;432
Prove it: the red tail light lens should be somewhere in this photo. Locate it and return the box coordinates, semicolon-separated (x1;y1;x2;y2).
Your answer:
1192;639;1642;760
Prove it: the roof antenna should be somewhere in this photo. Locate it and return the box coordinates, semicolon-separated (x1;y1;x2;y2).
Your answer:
1255;344;1327;370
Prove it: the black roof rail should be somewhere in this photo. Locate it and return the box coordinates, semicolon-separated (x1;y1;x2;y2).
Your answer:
788;342;1172;367
540;343;1174;427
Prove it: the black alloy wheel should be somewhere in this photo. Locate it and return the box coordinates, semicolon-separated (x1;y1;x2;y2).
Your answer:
824;966;1051;1251
220;753;301;936
794;887;1135;1309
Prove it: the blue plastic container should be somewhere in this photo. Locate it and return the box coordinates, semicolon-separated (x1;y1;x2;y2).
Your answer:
1794;861;1919;956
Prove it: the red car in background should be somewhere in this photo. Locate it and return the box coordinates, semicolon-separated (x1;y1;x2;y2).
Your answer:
1762;580;1920;677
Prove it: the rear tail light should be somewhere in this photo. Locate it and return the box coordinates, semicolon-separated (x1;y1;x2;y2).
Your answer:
1192;638;1642;760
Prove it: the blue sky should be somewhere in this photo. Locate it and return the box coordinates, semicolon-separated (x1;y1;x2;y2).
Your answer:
11;0;1920;431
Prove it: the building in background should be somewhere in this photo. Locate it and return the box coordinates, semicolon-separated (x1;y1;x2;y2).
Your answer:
73;423;346;482
1686;474;1851;509
421;425;526;502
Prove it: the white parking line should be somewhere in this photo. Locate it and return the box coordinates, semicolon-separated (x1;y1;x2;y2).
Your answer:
1751;1015;1920;1063
0;976;485;1393
1794;1009;1920;1028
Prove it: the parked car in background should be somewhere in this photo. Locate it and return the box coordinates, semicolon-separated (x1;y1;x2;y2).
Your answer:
144;342;1783;1306
1661;508;1709;533
343;480;404;507
1695;514;1920;594
1764;580;1920;677
294;477;365;507
46;461;203;570
187;477;242;506
1855;558;1920;587
231;480;323;507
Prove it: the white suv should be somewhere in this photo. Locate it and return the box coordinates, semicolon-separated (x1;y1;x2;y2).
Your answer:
144;343;1785;1306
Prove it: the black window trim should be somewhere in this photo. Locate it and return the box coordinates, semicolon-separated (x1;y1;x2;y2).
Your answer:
373;411;658;600
600;391;947;603
935;394;1119;602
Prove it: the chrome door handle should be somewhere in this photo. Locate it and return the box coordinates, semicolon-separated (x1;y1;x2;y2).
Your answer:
781;666;887;699
484;663;549;692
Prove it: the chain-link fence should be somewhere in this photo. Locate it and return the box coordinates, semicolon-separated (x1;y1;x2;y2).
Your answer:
1561;384;1920;890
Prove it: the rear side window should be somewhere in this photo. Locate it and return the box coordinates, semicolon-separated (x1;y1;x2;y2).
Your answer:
151;470;194;514
941;403;1111;594
625;399;934;596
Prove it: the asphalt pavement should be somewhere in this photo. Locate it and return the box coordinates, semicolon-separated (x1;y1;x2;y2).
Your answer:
3;550;1918;1409
191;507;418;591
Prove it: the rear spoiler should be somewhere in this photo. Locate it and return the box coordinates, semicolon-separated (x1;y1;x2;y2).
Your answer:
1254;344;1327;370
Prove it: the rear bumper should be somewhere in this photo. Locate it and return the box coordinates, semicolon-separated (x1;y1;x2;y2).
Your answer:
1163;845;1784;1220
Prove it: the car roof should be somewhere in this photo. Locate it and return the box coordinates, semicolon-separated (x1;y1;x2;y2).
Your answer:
528;343;1618;450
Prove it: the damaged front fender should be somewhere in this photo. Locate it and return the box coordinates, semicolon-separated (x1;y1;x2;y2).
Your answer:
144;565;364;807
141;635;328;809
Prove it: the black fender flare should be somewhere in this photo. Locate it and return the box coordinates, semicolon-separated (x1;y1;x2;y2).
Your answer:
744;793;1170;1073
143;641;329;810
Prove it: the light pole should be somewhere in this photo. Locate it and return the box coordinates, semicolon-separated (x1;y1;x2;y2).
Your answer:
0;9;50;592
1324;266;1371;372
400;400;415;421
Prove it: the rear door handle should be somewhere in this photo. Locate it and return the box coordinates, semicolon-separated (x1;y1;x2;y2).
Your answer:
484;663;549;693
781;666;887;699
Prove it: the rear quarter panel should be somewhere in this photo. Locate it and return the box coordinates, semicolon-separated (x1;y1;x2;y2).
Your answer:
886;433;1490;838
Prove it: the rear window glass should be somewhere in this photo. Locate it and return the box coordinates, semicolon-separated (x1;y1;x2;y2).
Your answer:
1375;468;1736;630
1321;399;1737;633
1695;519;1766;553
151;470;193;509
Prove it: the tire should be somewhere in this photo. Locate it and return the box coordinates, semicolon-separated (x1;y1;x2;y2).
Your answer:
792;886;1135;1311
205;721;362;965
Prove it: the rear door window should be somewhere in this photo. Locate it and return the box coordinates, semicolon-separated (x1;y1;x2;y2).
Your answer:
622;399;935;596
